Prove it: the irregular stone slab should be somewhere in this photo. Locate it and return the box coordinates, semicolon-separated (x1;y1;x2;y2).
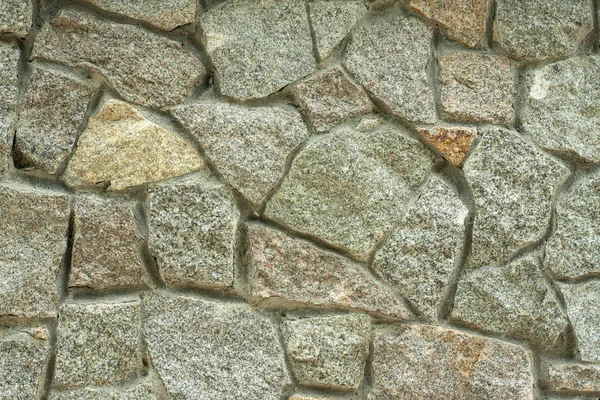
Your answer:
451;254;568;353
309;0;367;60
464;128;568;268
51;379;157;399
143;293;291;399
561;281;600;362
416;126;477;167
494;0;592;60
0;0;32;37
547;362;600;393
0;45;19;176
15;65;95;174
32;9;206;108
409;0;487;47
344;12;436;123
246;224;412;319
522;56;600;162
171;101;309;206
369;325;534;399
64;100;204;190
266;125;433;259
295;68;372;133
439;51;514;125
146;175;239;288
373;176;467;320
282;314;370;391
0;183;69;318
54;301;141;387
201;0;315;100
71;194;146;290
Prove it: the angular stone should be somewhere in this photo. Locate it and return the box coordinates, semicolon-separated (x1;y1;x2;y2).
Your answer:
51;379;157;400
143;293;291;399
246;224;412;319
309;0;368;60
282;314;370;391
290;397;332;400
0;0;32;37
265;125;433;260
369;325;534;399
146;175;239;288
295;68;372;133
561;281;600;362
409;0;487;47
32;9;206;108
439;52;514;125
64;100;204;190
451;254;568;353
0;183;69;318
15;65;95;174
522;56;600;162
201;0;315;100
86;0;196;31
344;12;436;123
373;176;468;320
416;126;477;167
464;128;568;268
494;0;592;60
547;362;600;393
171;101;309;206
54;301;141;387
71;194;146;290
0;45;19;176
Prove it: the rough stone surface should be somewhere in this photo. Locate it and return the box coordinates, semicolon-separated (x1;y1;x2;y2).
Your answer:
64;100;204;190
71;194;146;290
409;0;487;47
0;45;19;176
282;314;371;391
547;362;600;393
373;176;468;320
522;56;600;162
289;397;332;400
369;324;534;399
451;254;568;353
0;183;69;318
51;379;156;400
54;301;141;387
416;126;477;167
494;0;592;60
0;0;32;37
464;128;568;268
295;68;372;133
143;293;291;399
201;0;315;100
561;281;600;363
15;65;95;174
171;101;309;206
32;9;206;108
146;175;239;288
439;52;514;125
344;12;436;123
266;125;433;260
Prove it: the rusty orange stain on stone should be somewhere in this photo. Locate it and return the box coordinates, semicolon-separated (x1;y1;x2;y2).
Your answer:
416;126;477;167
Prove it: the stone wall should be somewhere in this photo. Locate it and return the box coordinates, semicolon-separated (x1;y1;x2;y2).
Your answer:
0;0;599;398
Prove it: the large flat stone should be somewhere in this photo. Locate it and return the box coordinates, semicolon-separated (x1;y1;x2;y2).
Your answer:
51;379;157;399
561;281;600;362
0;45;19;176
547;362;600;393
0;0;32;37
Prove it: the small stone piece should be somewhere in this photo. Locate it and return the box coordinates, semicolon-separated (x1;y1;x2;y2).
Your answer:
143;293;291;399
0;45;19;176
0;0;32;37
409;0;487;47
246;224;412;319
416;126;477;166
0;183;69;318
494;0;592;60
522;56;600;162
295;68;372;133
289;397;332;400
54;301;141;387
201;0;315;100
146;175;239;288
15;65;95;174
561;281;600;363
71;194;146;290
51;379;157;400
451;254;568;353
547;362;600;393
373;176;468;320
32;9;206;108
171;102;309;206
439;51;514;125
369;325;534;399
64;99;204;190
344;12;436;123
464;128;568;268
282;314;370;391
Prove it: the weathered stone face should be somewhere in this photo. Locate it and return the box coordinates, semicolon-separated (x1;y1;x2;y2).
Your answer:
561;281;600;363
416;126;477;167
0;0;32;37
0;45;19;176
546;362;600;393
51;379;157;400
